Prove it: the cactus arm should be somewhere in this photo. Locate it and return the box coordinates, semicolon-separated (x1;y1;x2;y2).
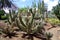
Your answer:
19;16;27;27
7;17;11;25
6;14;11;25
31;25;39;34
9;11;13;22
16;19;27;32
29;9;35;27
31;28;38;34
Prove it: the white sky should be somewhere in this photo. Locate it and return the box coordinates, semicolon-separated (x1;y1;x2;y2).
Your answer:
4;0;59;13
3;7;9;13
21;0;59;11
22;0;26;2
44;0;59;11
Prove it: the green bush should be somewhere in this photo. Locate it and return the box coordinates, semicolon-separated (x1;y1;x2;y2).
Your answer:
0;10;5;15
45;18;60;25
1;16;8;20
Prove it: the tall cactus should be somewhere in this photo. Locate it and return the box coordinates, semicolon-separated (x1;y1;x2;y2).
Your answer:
2;10;17;38
16;8;53;40
38;0;46;20
16;8;38;34
15;0;52;40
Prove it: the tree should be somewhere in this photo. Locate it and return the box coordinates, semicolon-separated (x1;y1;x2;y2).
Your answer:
52;1;60;20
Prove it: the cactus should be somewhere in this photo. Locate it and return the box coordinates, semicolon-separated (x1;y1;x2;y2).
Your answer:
15;8;47;40
16;8;37;34
15;0;47;40
1;10;18;38
7;10;17;25
45;32;53;40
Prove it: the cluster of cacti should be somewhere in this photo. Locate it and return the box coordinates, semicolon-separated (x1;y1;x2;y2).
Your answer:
0;0;53;40
0;10;18;38
7;10;17;25
16;8;37;34
14;0;52;40
15;8;53;40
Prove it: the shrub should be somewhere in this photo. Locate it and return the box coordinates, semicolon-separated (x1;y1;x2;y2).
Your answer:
45;18;60;26
1;16;8;20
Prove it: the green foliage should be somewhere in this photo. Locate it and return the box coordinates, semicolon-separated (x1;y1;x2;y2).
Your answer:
45;18;60;25
1;15;8;20
52;2;60;20
0;10;5;19
0;10;5;15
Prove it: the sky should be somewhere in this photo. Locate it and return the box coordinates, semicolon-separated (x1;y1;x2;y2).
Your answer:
12;0;59;11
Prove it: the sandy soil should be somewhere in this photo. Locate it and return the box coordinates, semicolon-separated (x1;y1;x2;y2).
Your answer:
0;21;60;40
47;27;60;40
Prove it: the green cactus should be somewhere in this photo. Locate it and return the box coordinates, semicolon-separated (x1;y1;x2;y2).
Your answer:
1;10;18;38
16;8;36;34
15;0;47;40
45;32;53;40
7;10;17;25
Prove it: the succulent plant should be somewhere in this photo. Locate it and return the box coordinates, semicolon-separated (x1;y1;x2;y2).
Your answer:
0;10;18;38
16;8;37;34
7;10;17;25
15;0;48;40
45;32;53;40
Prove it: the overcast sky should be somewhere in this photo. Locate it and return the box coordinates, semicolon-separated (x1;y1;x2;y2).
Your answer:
11;0;59;11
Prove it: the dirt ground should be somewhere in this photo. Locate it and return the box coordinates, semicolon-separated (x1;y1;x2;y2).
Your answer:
0;31;42;40
0;21;60;40
47;27;60;40
0;21;41;40
44;23;60;40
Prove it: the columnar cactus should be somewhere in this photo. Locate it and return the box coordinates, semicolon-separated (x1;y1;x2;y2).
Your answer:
1;10;17;38
16;8;38;34
7;10;17;25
